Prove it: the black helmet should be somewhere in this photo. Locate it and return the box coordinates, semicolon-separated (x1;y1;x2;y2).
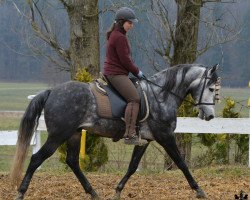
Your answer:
115;7;138;23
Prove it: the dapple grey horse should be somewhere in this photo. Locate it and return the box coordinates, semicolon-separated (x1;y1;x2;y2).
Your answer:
11;64;220;199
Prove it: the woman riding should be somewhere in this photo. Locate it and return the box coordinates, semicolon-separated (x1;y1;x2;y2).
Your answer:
103;7;147;145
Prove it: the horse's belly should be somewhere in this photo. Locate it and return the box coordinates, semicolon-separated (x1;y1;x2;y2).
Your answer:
85;119;125;139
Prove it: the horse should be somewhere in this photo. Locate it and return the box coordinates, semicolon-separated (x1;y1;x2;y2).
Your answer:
11;64;220;199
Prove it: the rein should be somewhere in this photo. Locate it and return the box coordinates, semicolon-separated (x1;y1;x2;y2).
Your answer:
143;77;196;106
143;68;217;107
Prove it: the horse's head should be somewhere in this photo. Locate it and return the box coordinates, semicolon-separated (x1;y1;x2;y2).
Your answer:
189;64;220;121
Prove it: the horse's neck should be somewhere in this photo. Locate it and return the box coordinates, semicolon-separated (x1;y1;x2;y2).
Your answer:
141;66;205;108
140;66;206;121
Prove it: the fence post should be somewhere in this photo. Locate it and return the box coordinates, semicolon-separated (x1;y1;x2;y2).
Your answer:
32;130;41;155
248;81;250;167
80;130;86;159
32;130;41;170
28;94;42;156
247;134;250;167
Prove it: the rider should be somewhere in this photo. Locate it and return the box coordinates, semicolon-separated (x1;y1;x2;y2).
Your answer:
103;7;147;145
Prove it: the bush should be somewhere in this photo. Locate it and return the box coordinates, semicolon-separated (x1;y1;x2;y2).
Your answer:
198;97;248;165
58;68;108;171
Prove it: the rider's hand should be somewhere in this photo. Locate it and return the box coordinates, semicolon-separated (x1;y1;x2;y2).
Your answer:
137;70;146;80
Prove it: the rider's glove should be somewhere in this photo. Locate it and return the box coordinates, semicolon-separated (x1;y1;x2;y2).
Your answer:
137;70;146;80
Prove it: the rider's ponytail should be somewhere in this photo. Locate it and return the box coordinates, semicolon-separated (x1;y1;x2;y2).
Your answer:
106;20;126;40
106;22;115;40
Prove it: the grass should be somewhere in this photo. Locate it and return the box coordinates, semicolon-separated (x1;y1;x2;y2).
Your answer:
0;82;47;111
0;114;22;130
0;82;249;115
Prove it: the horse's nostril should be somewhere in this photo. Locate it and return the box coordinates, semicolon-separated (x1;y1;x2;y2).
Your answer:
209;115;214;120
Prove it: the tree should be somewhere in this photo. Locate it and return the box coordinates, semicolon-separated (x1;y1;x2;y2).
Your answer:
145;0;241;166
26;0;99;78
15;0;107;170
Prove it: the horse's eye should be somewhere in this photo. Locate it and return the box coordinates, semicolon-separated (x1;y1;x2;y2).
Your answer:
209;88;215;92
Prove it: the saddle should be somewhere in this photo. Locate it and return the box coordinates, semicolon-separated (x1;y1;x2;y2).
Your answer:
89;74;149;121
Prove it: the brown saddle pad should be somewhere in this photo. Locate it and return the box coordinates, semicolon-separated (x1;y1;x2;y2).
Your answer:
90;82;113;119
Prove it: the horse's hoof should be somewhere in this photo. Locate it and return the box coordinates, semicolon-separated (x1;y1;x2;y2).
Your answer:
91;195;101;200
196;187;207;199
15;192;24;200
92;197;101;200
112;191;121;200
91;190;101;200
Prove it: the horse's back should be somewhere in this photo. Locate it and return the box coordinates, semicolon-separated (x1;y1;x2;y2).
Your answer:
47;81;90;100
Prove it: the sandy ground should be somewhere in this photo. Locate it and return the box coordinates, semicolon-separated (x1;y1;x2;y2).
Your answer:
0;169;249;200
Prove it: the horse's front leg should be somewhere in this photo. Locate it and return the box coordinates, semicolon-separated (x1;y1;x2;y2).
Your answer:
113;143;149;200
154;131;207;199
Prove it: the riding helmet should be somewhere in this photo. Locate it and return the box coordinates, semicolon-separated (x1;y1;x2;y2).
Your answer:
115;7;138;23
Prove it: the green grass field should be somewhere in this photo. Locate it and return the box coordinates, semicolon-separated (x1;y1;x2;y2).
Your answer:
0;82;47;111
0;82;249;172
0;82;249;115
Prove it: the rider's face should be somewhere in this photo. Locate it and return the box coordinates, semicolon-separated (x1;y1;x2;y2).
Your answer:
123;21;134;32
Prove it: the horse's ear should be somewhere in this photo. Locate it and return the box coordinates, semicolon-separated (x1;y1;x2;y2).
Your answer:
208;64;219;75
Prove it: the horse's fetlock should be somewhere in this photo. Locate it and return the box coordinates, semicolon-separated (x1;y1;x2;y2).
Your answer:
90;189;99;198
15;192;24;200
113;191;121;200
195;187;207;199
116;184;123;192
18;187;27;194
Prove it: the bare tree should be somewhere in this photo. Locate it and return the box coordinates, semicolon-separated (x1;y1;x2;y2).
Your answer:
146;0;241;67
13;0;100;79
144;0;241;166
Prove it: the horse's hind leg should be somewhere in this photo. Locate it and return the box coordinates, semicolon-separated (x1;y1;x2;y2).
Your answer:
16;137;63;200
113;143;149;200
66;131;99;199
155;132;206;199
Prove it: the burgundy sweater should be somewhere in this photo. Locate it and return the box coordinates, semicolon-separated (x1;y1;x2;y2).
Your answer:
103;26;139;76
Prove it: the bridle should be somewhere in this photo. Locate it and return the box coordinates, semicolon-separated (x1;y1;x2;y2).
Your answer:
196;68;215;106
143;68;220;107
195;68;221;106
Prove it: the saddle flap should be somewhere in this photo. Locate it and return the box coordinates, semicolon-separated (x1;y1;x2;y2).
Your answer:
90;78;149;121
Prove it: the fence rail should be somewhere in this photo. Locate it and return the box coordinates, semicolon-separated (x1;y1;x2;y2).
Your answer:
1;116;249;167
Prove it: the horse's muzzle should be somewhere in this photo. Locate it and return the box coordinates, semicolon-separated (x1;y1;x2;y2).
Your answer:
205;115;214;121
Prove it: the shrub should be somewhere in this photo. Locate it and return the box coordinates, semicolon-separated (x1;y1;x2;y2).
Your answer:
198;97;248;165
58;68;108;171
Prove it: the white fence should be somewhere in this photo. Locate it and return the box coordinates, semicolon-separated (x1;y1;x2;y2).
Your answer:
0;116;250;167
0;130;41;155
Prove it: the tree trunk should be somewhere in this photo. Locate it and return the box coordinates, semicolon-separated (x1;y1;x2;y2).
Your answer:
170;0;201;167
68;0;100;79
172;0;201;65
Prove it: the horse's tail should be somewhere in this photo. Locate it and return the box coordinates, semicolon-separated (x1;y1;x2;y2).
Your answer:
10;89;51;187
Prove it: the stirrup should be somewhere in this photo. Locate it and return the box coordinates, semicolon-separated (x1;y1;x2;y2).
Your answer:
124;135;148;146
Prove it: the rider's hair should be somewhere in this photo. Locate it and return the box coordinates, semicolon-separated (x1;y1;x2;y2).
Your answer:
106;19;126;40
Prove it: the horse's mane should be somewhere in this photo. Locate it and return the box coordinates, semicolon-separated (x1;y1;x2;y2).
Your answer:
151;64;219;101
159;64;200;100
